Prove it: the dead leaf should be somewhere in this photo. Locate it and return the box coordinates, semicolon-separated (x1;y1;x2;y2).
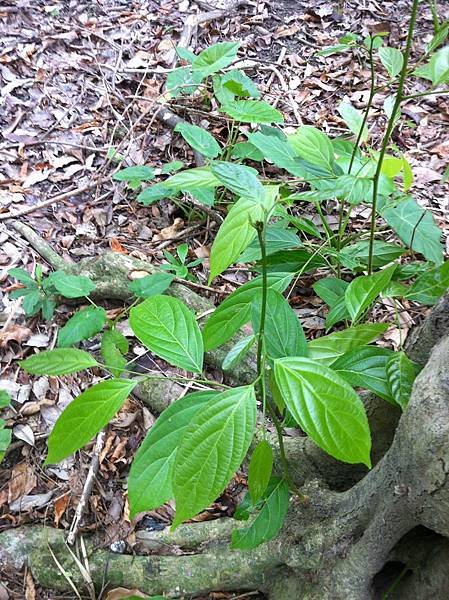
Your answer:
13;423;35;446
25;571;36;600
155;217;184;240
9;491;54;512
54;493;70;526
0;325;32;347
110;238;127;253
8;462;37;503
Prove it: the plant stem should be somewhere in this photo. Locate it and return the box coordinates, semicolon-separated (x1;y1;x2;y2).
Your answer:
367;0;420;274
348;36;377;174
255;222;268;418
403;88;449;100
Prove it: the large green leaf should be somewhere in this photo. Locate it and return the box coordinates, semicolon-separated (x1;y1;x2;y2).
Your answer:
130;295;203;373
345;265;396;323
248;440;273;504
339;241;404;271
101;329;128;377
45;272;96;298
231;478;289;549
221;69;260;98
251;289;307;359
274;357;371;466
313;277;348;307
308;323;388;365
332;346;394;402
166;67;203;98
172;385;257;527
21;348;98;375
128;390;214;516
222;335;256;370
380;197;443;265
208;186;278;282
211;162;264;201
287;126;335;173
137;183;176;205
46;379;136;464
174;123;221;159
338;102;368;142
378;47;404;77
192;41;240;76
112;166;155;183
57;306;107;347
405;261;449;305
414;46;449;86
238;225;301;263
0;391;11;409
386;351;420;410
202;273;293;351
165;167;220;191
246;131;308;177
128;272;174;298
221;100;284;124
325;295;351;328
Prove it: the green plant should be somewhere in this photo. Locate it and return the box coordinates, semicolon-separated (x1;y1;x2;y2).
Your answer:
0;391;12;463
11;11;449;552
160;243;203;280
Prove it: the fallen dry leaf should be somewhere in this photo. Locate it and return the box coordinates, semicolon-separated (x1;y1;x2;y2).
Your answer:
54;492;70;527
0;325;32;347
8;462;37;504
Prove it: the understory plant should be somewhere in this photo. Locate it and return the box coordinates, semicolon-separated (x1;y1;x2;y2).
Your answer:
8;0;449;550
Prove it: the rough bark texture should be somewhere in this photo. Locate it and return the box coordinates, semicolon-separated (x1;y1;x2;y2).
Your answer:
5;220;449;598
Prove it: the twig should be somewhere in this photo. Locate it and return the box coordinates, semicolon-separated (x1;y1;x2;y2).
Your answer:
67;430;106;545
0;180;105;221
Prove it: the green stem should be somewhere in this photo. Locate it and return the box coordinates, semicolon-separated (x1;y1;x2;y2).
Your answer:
348;36;377;174
255;222;268;412
403;88;449;100
368;0;420;274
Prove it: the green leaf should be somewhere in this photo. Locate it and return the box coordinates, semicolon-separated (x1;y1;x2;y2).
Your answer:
231;142;264;161
405;261;449;305
221;69;260;98
287;126;335;173
166;67;203;98
112;166;155;183
192;41;240;76
21;348;98;375
288;215;322;239
129;295;203;372
426;22;449;54
46;379;136;464
0;390;11;409
248;440;273;503
414;46;449;86
313;277;348;307
101;330;128;377
386;351;420;410
317;44;352;57
128;390;214;516
137;183;176;205
338;102;368;142
332;346;394;402
251;289;307;359
58;306;107;347
339;241;404;271
345;265;396;323
221;100;284;124
263;249;326;274
274;358;371;466
172;385;257;527
325;295;350;328
22;289;43;316
208;186;278;282
161;160;184;174
202;273;293;351
165;167;220;191
378;47;404;77
379;197;443;265
222;335;256;370
238;225;301;263
308;323;388;365
332;174;373;204
246;131;307;177
176;46;196;63
46;271;96;298
8;267;36;286
211;162;264;201
231;478;289;549
0;428;12;463
174;123;221;159
128;273;174;298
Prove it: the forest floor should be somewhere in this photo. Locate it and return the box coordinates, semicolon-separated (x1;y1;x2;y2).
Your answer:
1;0;449;598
